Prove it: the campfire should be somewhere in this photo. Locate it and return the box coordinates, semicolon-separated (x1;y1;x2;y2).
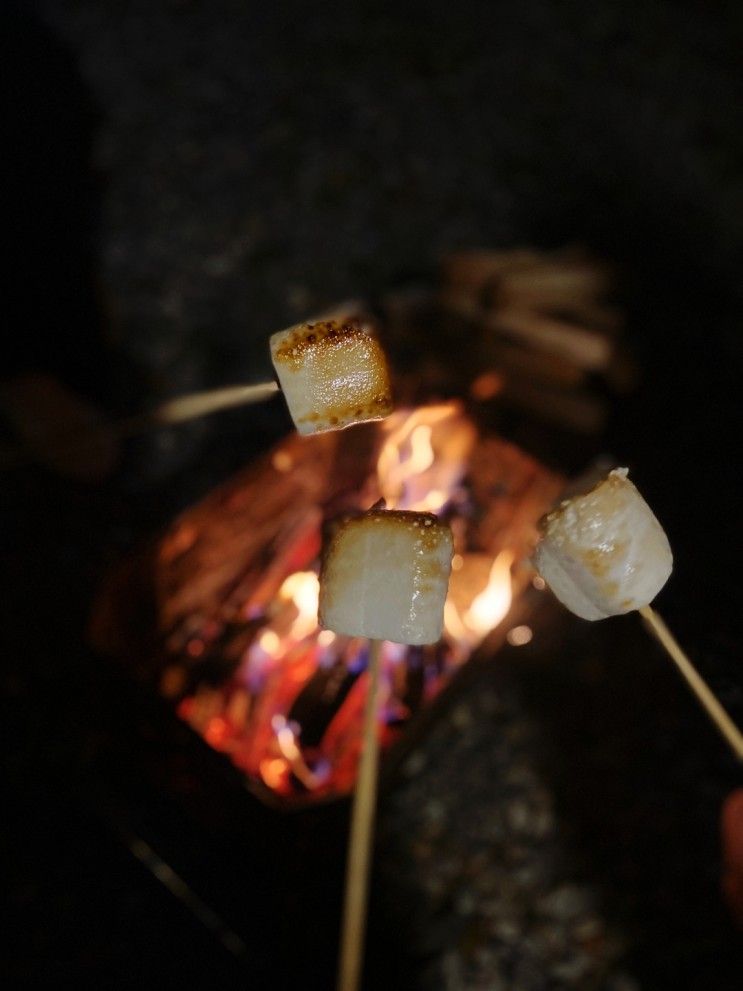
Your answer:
78;248;743;991
92;248;630;805
95;401;561;803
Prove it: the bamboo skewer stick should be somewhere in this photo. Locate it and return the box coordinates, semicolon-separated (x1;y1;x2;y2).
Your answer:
0;380;280;470
337;638;384;991
128;380;280;431
639;605;743;761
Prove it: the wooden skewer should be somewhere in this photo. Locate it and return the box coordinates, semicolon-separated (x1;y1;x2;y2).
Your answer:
110;380;280;436
0;380;280;470
337;638;384;991
639;605;743;761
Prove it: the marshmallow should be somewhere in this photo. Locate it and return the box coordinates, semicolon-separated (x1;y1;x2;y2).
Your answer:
269;319;393;435
533;468;672;620
319;508;454;644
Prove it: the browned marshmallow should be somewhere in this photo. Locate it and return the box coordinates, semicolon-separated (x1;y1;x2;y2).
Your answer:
533;468;672;620
269;319;393;435
319;508;453;644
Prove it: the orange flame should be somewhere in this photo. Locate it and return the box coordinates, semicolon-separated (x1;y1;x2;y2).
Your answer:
277;570;320;641
376;402;476;512
258;629;281;656
272;714;328;790
464;550;514;635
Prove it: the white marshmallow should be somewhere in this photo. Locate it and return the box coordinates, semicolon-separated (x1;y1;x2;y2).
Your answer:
319;508;454;645
269;319;393;435
533;468;672;620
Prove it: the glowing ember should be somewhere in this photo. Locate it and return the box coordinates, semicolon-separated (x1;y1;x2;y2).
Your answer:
507;624;533;647
272;450;293;473
260;757;289;791
272;714;328;789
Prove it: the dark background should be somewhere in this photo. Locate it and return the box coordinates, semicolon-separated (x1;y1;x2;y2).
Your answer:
3;1;742;987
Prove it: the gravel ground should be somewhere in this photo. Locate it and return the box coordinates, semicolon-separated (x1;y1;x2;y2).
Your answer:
378;673;636;991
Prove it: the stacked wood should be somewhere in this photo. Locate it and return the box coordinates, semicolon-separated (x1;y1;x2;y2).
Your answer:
436;247;632;434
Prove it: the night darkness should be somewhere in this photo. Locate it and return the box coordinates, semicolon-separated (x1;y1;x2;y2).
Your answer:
3;2;743;988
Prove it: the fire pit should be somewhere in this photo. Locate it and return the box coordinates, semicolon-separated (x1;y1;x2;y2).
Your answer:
94;400;562;804
92;249;627;807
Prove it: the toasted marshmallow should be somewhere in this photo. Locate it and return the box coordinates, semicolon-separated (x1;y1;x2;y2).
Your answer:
319;508;454;644
269;319;393;435
533;468;672;620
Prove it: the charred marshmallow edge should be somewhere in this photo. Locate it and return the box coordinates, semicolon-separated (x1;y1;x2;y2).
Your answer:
319;508;454;645
269;319;393;435
533;468;673;620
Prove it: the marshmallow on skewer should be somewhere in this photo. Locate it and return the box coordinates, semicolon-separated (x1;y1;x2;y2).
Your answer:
270;319;393;435
533;468;743;760
533;467;672;620
325;505;453;991
319;507;454;644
